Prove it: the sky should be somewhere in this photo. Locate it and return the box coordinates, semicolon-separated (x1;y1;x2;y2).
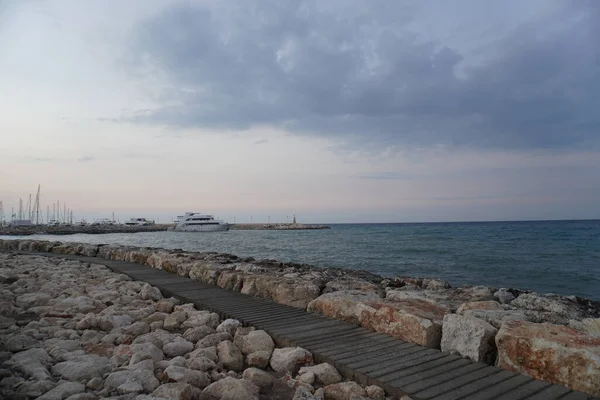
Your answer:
0;0;599;223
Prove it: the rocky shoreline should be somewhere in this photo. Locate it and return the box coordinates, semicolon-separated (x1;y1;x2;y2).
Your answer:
1;239;599;396
0;252;389;400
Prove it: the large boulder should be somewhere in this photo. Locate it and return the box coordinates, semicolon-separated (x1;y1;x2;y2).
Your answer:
199;377;259;400
511;293;586;324
269;347;313;374
323;381;366;400
217;341;244;372
52;354;112;382
297;363;341;386
358;299;447;348
441;314;498;364
496;320;600;396
307;291;381;324
241;330;275;355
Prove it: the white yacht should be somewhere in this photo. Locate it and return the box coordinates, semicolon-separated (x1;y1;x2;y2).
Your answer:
171;212;230;232
125;217;154;226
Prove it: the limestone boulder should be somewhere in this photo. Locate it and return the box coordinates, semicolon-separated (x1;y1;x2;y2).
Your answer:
216;319;242;337
196;332;231;349
52;354;111;382
270;278;321;309
441;314;498;364
323;381;366;400
307;291;381;324
511;292;586;324
199;377;259;400
246;351;271;368
217;340;244;372
322;277;381;295
270;347;313;374
358;299;446;348
242;367;274;391
184;326;216;343
151;382;194;399
104;369;160;393
456;300;529;329
241;330;275;355
163;365;211;389
163;338;194;358
297;363;341;386
496;320;600;396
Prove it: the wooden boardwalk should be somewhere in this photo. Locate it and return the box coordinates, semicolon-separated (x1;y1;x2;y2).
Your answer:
10;251;599;400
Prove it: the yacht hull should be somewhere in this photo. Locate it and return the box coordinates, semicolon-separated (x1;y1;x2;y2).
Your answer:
172;223;230;232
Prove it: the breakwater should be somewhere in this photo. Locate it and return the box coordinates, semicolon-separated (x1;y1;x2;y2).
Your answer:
0;223;330;236
1;239;600;396
230;223;330;230
0;224;170;236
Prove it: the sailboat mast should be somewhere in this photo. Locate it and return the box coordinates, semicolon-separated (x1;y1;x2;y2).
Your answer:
34;185;41;224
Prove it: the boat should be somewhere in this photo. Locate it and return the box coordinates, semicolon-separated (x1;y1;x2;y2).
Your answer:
124;217;154;226
170;212;230;232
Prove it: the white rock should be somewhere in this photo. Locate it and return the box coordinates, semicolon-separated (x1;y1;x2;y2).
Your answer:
130;342;164;365
217;340;244;372
196;332;231;349
52;354;111;382
216;319;242;337
298;363;341;386
242;368;274;390
365;385;386;400
163;365;211;388
152;382;194;399
494;289;516;304
36;382;85;400
163;337;194;358
323;381;367;400
183;326;215;343
297;371;315;385
140;284;162;301
104;369;160;393
118;380;144;394
293;386;317;400
242;330;275;355
183;312;220;329
163;311;188;331
441;314;498;364
246;350;271;369
270;347;313;374
185;356;217;372
200;377;259;400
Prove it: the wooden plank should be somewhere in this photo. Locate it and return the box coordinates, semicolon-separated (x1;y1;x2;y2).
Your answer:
456;374;533;400
356;350;447;379
399;361;487;394
519;384;571;400
413;367;503;400
324;338;407;361
374;355;464;382
493;379;552;400
559;392;595;400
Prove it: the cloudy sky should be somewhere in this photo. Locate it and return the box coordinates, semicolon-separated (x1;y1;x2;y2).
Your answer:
1;0;598;223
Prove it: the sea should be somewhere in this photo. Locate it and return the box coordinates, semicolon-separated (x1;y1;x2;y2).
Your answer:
2;220;599;300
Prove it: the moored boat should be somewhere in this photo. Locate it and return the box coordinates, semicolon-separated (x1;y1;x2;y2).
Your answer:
170;212;230;232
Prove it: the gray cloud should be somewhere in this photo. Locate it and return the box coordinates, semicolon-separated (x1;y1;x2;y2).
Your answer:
124;0;600;150
77;156;95;163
